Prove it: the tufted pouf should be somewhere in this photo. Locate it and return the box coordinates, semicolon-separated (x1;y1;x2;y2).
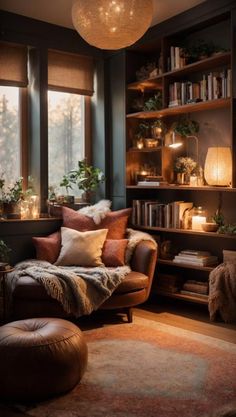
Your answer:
0;317;88;402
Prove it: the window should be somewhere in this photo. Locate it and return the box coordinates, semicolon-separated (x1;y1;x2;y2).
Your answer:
0;86;21;186
48;90;85;196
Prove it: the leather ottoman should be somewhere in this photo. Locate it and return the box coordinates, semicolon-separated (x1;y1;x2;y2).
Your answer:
0;317;88;402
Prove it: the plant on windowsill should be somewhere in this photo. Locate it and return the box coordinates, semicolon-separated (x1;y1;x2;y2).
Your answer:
66;159;105;203
59;175;75;204
0;174;24;219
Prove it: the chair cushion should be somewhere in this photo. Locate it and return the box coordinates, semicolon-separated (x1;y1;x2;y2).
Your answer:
12;271;149;299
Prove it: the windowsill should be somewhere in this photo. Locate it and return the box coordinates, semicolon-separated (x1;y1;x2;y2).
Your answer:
0;215;62;223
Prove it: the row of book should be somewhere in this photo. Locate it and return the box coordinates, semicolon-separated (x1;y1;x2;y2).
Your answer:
168;69;231;107
173;249;218;266
168;46;187;71
132;199;193;229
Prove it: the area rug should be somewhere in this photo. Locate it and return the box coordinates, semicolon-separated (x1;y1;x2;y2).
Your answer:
2;316;236;417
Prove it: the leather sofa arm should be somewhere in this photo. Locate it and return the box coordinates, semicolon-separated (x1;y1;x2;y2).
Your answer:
130;240;158;281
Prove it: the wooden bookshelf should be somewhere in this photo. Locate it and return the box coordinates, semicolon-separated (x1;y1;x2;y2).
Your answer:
154;288;209;305
133;224;236;239
158;259;216;272
126;97;230;119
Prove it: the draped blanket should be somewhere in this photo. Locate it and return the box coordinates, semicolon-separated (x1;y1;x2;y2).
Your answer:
209;262;236;323
7;261;130;317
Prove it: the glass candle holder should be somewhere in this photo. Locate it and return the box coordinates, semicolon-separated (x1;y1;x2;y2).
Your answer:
191;206;206;230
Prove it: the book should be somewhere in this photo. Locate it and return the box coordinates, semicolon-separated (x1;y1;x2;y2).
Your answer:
179;290;208;300
173;255;218;266
137;181;161;186
182;280;208;294
180;250;211;257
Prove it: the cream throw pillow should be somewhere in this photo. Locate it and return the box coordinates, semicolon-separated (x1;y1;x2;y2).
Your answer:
55;227;108;267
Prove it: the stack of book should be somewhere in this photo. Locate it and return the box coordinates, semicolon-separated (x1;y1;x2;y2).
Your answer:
173;250;218;266
180;279;209;299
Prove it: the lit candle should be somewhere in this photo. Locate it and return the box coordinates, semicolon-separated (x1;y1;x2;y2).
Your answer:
192;215;206;230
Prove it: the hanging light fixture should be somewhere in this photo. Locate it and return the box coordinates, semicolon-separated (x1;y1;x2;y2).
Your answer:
204;147;232;186
72;0;153;50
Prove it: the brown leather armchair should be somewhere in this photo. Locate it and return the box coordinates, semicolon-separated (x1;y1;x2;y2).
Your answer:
8;240;157;323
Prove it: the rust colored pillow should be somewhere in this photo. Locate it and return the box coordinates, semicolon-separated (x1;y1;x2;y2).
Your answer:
102;239;128;267
32;231;61;264
62;206;132;239
98;208;132;239
62;206;96;231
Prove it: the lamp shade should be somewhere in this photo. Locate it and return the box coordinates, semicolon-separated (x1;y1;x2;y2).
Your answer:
204;147;232;186
72;0;153;50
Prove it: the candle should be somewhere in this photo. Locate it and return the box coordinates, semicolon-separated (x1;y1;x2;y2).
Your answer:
192;215;206;230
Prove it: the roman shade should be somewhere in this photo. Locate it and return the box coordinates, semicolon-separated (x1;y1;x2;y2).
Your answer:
48;49;94;96
0;42;28;87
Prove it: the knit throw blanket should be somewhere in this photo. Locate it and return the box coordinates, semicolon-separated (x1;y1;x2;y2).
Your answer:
7;261;130;317
209;262;236;323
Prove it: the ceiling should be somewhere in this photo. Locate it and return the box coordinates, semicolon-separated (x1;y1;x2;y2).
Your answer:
1;0;206;30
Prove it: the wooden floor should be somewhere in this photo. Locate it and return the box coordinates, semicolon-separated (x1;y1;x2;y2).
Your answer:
78;295;236;344
134;296;236;344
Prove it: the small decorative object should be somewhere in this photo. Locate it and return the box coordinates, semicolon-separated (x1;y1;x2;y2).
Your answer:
72;0;153;50
174;156;197;185
190;175;198;186
160;240;175;260
204;147;232;186
151;119;166;146
143;91;162;111
21;194;40;219
201;222;219;232
136;138;144;149
191;206;207;230
218;223;236;235
136;62;157;81
144;138;159;148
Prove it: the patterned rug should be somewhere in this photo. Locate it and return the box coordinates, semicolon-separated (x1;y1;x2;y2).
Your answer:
2;316;236;417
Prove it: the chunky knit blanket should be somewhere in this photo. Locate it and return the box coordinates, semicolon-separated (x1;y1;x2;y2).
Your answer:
209;262;236;323
7;261;130;317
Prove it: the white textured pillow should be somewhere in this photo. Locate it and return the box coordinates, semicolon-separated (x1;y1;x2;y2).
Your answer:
55;227;108;267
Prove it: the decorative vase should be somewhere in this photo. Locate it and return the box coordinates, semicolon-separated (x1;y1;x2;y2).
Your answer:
81;191;92;203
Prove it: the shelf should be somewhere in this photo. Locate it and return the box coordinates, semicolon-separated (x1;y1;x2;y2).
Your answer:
132;224;236;239
154;289;209;305
158;259;216;272
164;51;231;79
126;98;230;119
126;52;231;91
127;76;163;91
126;184;236;192
128;146;163;153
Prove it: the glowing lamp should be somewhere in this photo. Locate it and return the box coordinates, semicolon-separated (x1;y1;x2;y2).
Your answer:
72;0;153;50
204;147;232;186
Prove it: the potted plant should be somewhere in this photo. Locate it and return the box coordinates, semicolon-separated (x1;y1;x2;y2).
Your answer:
174;156;197;184
0;239;11;264
143;91;162;111
0;175;24;219
66;159;105;202
59;175;75;204
172;117;199;138
151;119;167;146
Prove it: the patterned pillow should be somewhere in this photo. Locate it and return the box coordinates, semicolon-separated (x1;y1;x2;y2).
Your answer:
32;231;61;264
55;227;108;267
102;239;128;267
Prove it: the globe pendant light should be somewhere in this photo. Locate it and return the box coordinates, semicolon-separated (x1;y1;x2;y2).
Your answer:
72;0;153;50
